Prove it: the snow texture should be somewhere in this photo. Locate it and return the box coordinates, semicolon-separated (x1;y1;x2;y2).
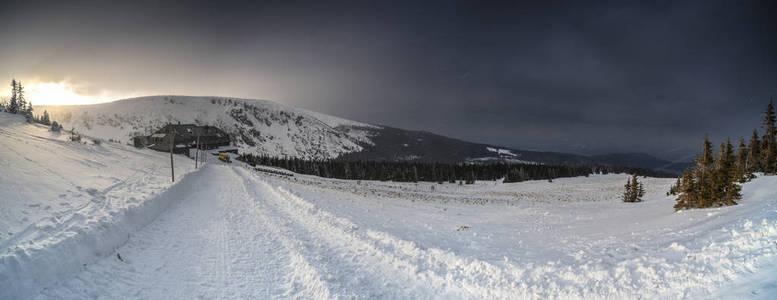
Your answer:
0;113;196;298
1;112;776;299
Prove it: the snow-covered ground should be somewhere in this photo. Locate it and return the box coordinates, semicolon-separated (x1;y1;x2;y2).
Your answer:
0;113;197;298
2;112;776;299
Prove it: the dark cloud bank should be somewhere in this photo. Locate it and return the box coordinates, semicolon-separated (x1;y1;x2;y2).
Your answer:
2;0;776;160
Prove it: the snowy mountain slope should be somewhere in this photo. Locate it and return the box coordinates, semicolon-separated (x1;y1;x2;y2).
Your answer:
37;96;375;160
37;96;684;173
0;112;197;299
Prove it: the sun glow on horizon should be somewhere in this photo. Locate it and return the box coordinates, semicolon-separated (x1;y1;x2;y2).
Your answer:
25;81;103;106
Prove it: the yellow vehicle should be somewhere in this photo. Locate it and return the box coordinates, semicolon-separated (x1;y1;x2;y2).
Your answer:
218;153;231;163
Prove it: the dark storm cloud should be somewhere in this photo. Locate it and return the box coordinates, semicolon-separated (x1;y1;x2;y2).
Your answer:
1;0;775;160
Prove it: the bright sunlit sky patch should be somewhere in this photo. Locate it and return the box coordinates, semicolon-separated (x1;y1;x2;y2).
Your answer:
2;80;137;106
26;81;98;105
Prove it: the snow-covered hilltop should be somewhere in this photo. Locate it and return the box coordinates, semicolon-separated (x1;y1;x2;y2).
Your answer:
37;96;377;160
36;95;686;173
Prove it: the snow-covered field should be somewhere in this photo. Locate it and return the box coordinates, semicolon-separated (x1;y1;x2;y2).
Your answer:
2;112;776;299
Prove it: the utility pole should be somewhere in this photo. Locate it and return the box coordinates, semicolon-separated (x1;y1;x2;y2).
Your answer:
169;124;175;182
195;131;200;169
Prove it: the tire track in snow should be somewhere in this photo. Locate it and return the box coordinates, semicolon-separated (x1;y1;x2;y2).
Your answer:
235;168;526;298
232;168;332;299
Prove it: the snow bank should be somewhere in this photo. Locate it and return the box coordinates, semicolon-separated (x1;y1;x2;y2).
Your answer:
0;170;203;299
0;113;197;299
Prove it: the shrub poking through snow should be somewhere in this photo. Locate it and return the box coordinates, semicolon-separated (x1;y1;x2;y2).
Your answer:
69;128;81;142
50;121;62;132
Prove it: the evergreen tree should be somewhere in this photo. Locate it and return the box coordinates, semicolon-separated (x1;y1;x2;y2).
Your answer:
623;174;644;202
677;138;741;209
667;176;681;196
674;102;777;210
8;79;18;114
636;179;645;201
747;129;761;172
24;101;34;123
716;140;739;206
16;81;26;115
623;178;633;202
674;169;697;210
40;110;51;125
735;137;751;182
762;100;777;173
696;136;715;208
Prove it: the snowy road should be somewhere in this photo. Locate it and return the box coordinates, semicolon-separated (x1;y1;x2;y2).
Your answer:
35;165;323;298
30;163;777;299
37;165;508;298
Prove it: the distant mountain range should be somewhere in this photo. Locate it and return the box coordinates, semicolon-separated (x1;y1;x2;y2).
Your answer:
37;96;690;174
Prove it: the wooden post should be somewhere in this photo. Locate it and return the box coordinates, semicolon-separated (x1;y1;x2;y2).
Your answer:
169;124;175;182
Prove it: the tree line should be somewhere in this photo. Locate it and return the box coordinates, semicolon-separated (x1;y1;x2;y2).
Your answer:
1;79;33;121
671;101;776;210
238;153;674;184
1;79;60;130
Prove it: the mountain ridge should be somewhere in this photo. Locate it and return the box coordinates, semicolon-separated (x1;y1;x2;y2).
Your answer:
36;95;687;174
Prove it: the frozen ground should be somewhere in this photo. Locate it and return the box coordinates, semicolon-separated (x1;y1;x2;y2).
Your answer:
1;112;776;299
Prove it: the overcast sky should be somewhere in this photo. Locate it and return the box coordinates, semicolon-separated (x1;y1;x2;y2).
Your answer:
1;0;776;160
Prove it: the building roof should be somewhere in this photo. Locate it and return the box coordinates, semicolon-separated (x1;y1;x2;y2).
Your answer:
154;124;227;137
